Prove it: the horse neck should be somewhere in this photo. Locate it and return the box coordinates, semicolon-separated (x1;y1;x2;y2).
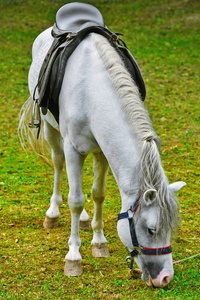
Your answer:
90;36;141;208
61;34;141;208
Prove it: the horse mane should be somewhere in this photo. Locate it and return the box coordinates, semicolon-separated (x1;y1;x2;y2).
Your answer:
94;34;179;234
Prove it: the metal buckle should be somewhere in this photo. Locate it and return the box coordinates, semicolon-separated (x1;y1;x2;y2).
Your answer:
66;32;77;41
133;245;143;255
111;33;119;42
126;255;134;270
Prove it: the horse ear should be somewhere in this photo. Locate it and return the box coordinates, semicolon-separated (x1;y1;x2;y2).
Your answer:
143;189;157;205
169;181;186;193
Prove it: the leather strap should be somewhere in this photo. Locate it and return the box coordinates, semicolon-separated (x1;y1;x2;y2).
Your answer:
142;246;172;255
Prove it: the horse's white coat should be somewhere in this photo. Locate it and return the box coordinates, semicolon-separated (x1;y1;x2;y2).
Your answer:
25;28;186;286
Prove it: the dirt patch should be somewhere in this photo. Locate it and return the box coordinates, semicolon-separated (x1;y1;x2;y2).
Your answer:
186;13;200;22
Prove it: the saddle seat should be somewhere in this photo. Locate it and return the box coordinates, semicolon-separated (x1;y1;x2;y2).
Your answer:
54;2;105;36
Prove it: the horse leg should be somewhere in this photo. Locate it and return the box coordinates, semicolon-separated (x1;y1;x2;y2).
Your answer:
91;152;109;257
64;138;86;276
43;121;65;229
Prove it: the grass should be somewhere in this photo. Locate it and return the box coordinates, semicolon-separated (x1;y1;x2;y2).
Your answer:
0;0;200;299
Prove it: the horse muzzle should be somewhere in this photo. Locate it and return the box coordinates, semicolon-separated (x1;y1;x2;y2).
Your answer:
145;268;174;287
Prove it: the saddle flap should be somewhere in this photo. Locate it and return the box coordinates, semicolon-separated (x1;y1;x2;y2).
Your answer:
54;2;105;35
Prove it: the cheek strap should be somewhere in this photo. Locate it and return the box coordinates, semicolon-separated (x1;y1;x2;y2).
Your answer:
118;205;172;257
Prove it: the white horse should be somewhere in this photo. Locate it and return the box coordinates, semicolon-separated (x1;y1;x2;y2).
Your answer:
19;26;186;287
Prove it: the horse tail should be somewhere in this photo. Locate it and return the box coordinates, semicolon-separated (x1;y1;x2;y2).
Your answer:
18;96;52;166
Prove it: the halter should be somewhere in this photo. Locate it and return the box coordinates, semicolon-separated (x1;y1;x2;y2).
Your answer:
117;196;172;273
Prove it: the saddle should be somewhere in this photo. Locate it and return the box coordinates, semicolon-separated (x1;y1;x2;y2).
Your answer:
53;2;105;34
34;2;146;125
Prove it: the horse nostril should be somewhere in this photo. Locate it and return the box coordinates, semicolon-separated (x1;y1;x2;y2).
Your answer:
161;275;170;286
151;273;173;287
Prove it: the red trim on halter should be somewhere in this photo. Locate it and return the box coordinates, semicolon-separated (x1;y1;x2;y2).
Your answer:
143;245;172;251
133;203;139;212
141;245;172;255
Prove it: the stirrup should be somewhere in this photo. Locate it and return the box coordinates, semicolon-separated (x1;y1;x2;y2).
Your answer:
29;100;41;138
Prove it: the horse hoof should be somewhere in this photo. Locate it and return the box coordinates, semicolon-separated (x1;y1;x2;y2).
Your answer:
43;216;59;229
80;219;90;231
92;243;109;257
128;268;142;279
64;260;83;276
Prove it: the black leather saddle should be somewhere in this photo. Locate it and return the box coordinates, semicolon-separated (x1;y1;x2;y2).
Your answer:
35;2;146;124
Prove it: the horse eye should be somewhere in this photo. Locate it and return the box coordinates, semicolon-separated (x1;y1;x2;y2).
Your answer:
148;228;156;236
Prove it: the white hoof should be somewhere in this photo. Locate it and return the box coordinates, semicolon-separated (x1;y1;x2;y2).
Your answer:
64;260;83;276
92;243;109;258
43;216;59;229
80;219;90;231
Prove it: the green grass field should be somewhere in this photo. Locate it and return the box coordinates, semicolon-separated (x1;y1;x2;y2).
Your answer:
0;0;200;299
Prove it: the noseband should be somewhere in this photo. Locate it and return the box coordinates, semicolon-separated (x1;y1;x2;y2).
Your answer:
117;196;172;273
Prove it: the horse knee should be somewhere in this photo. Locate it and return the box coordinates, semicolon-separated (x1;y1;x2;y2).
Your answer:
92;184;106;203
68;193;85;214
92;194;105;204
52;151;65;167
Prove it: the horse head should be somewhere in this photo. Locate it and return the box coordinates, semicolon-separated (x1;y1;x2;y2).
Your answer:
117;181;186;287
